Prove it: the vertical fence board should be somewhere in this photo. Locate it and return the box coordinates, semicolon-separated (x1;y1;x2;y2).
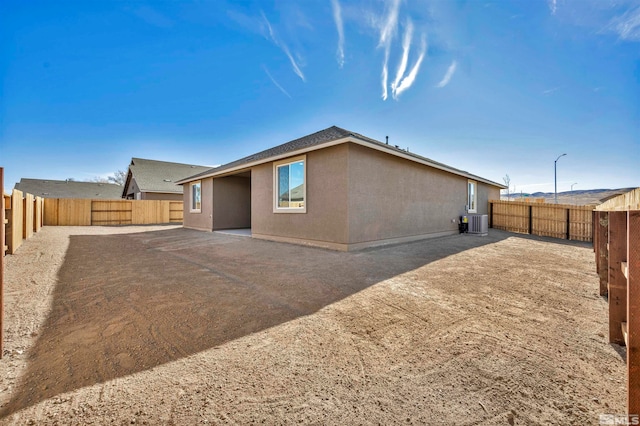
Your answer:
131;200;148;224
91;200;132;225
131;200;169;224
160;200;171;223
609;211;627;345
8;190;24;254
169;201;183;223
58;198;91;226
628;211;640;417
43;198;58;226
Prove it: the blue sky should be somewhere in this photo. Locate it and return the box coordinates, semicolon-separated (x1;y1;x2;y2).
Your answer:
1;0;638;194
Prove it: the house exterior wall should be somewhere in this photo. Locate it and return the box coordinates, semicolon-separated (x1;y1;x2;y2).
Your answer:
346;143;465;246
477;183;499;214
125;178;139;199
125;178;182;201
252;142;500;250
251;144;350;249
141;192;183;201
213;176;251;230
183;177;213;231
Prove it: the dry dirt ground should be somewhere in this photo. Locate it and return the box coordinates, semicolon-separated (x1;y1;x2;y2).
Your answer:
0;226;627;425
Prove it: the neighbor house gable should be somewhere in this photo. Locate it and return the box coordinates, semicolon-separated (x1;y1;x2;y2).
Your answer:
123;157;210;199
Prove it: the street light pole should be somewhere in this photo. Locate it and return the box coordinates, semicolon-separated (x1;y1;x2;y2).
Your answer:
571;182;577;191
554;153;567;204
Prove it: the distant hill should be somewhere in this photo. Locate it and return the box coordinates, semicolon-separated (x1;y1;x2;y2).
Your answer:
502;188;636;206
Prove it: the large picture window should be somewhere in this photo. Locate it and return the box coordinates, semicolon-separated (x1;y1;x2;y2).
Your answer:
274;156;306;213
467;180;477;213
190;181;201;212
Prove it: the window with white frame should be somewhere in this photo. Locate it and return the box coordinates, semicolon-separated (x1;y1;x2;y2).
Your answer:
467;180;477;213
190;181;202;212
274;156;306;213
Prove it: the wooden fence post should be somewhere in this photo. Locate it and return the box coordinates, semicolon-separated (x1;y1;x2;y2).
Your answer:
1;167;4;359
528;205;533;235
627;210;640;417
22;192;34;240
593;210;597;251
489;202;494;229
34;197;42;232
598;211;609;296
608;211;627;345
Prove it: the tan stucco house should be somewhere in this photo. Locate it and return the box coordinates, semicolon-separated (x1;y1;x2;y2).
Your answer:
176;126;505;251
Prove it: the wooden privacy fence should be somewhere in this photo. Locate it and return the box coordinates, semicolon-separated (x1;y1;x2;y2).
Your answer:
2;168;45;357
43;198;183;226
3;188;45;256
489;200;593;242
593;187;640;418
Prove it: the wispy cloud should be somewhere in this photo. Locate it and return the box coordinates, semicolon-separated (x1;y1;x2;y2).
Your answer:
130;5;174;28
377;0;401;100
548;0;557;16
542;86;561;95
436;60;457;88
331;0;345;68
607;5;640;41
391;19;413;95
261;12;306;81
262;65;292;99
393;34;427;99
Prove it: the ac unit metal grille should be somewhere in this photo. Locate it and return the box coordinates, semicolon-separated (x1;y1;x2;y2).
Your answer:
468;214;489;235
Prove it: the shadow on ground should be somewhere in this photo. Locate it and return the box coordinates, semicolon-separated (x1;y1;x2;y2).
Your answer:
2;228;513;416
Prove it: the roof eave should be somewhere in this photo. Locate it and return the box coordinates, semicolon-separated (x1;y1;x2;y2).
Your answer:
175;135;505;188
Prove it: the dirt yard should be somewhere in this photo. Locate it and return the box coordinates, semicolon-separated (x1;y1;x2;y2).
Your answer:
0;226;626;425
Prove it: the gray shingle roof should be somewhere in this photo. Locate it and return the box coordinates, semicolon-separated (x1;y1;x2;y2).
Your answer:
15;179;123;199
182;126;354;182
178;126;505;188
124;158;210;196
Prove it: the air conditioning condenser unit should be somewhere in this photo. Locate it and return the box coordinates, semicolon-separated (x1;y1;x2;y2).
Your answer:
468;214;488;236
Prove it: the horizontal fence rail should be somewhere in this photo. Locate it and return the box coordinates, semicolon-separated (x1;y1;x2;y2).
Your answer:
489;200;593;242
43;199;183;226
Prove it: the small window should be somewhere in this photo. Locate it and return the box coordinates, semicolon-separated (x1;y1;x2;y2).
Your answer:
190;181;202;213
468;180;477;213
274;156;306;213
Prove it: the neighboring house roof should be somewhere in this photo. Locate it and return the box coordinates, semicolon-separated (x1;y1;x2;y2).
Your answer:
15;178;123;199
123;158;210;197
280;184;304;202
176;126;506;188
